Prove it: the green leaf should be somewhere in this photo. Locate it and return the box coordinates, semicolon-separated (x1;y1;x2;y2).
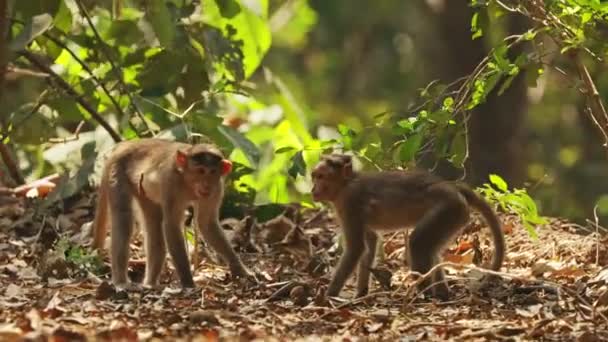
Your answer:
275;146;297;154
10;13;54;52
489;174;508;192
448;132;467;168
442;96;455;113
203;0;272;78
471;12;483;39
217;0;241;18
498;72;518;96
145;0;176;47
136;50;183;96
288;151;306;179
398;134;422;163
53;0;73;32
218;125;261;166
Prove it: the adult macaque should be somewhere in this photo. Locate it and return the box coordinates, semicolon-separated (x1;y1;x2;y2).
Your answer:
91;138;251;289
311;154;505;299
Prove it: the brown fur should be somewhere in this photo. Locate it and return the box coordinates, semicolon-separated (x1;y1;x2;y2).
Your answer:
92;138;250;289
311;154;505;298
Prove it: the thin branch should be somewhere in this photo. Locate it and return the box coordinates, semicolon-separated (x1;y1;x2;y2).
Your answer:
574;53;608;146
19;50;123;142
0;89;49;142
48;120;86;143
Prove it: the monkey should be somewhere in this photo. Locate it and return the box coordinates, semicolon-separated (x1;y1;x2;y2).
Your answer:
310;154;505;299
91;138;252;290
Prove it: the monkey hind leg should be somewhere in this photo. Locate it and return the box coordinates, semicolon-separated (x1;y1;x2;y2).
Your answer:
108;169;135;288
138;198;166;288
409;202;469;298
356;231;378;298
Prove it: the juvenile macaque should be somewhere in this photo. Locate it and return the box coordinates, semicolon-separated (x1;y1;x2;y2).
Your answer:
311;154;505;299
91;138;251;289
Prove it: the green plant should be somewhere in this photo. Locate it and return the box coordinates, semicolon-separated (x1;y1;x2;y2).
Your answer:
55;237;105;275
477;174;547;239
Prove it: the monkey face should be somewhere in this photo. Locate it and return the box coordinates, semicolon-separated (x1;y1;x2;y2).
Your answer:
176;150;232;199
311;156;353;202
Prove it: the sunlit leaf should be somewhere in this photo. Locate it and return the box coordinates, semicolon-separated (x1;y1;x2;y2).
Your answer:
489;174;508;192
275;146;297;154
203;0;272;78
53;0;73;32
218;125;261;166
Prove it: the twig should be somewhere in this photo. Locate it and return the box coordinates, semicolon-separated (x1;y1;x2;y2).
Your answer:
18;50;122;142
48;121;85;143
574;54;608;147
0;89;49;143
593;205;600;266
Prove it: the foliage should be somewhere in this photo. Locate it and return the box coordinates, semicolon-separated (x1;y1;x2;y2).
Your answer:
2;0;319;209
478;174;548;239
4;0;608;224
55;237;104;274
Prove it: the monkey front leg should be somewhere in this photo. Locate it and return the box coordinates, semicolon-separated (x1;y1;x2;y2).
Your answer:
196;206;251;278
326;226;365;297
162;206;195;288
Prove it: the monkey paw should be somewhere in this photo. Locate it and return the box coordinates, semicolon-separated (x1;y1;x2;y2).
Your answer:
231;265;259;283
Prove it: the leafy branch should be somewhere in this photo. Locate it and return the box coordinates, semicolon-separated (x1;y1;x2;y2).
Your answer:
487;0;608;148
19;50;122;142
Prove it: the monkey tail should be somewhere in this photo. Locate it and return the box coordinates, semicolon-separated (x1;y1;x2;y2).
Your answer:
91;172;110;251
456;184;505;271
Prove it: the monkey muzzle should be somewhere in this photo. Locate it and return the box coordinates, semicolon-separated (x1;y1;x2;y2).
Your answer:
194;185;212;199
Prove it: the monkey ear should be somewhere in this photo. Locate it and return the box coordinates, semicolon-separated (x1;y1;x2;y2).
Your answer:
220;159;232;175
175;150;188;169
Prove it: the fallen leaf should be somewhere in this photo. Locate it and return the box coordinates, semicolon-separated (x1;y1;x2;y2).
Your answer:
4;283;23;298
515;304;542;318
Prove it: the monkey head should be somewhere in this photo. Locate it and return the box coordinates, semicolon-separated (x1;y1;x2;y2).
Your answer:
175;144;232;199
311;154;354;202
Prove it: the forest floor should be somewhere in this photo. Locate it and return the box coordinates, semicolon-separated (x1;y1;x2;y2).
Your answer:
1;189;608;341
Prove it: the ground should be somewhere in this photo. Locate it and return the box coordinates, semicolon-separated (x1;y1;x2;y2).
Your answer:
1;190;608;341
